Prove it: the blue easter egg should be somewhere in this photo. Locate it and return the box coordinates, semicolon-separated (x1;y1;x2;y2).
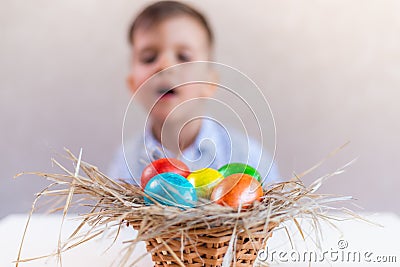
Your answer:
144;172;197;208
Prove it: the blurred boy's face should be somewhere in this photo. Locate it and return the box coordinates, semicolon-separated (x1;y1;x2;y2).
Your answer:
128;15;215;123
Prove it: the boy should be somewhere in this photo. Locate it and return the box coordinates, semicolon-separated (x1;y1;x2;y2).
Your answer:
109;1;280;185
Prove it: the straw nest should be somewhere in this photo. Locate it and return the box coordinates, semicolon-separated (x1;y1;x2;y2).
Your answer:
15;147;358;267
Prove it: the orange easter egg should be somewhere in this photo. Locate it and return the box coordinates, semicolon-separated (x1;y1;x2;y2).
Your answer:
211;173;263;209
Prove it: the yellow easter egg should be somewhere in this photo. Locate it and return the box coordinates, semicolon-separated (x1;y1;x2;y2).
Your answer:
187;168;224;199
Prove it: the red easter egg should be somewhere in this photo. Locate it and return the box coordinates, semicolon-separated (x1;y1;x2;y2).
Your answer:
211;173;263;209
141;158;190;188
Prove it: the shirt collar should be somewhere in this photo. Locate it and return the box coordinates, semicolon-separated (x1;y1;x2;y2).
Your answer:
143;118;223;160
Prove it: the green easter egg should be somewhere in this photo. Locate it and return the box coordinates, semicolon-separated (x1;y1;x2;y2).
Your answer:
218;163;262;182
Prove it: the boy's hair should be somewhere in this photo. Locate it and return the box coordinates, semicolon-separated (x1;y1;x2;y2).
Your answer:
128;1;213;46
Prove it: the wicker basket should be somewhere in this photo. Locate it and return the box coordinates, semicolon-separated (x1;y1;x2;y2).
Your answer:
130;221;277;267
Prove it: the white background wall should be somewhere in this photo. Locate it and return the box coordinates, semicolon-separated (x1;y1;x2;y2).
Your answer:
1;0;399;218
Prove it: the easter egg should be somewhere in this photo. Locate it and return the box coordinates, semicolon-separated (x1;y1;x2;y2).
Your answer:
211;173;263;209
218;163;262;182
141;158;190;188
187;168;224;198
144;172;197;208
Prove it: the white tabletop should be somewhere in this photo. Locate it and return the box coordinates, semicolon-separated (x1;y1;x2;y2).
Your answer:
0;212;399;267
264;212;400;266
0;214;152;267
